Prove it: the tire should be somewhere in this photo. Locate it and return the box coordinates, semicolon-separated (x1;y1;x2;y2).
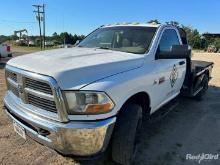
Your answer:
194;74;209;101
112;104;142;165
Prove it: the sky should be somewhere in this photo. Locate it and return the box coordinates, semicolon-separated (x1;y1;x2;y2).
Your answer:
0;0;219;36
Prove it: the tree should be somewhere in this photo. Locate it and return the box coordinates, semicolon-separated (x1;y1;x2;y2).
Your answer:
73;34;79;43
52;32;58;37
0;35;10;43
147;19;160;24
181;25;202;49
52;32;61;43
165;21;180;27
214;38;220;49
10;35;18;41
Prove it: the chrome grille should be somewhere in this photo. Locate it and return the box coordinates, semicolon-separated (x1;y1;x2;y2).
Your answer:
25;78;53;95
27;93;57;112
6;70;57;113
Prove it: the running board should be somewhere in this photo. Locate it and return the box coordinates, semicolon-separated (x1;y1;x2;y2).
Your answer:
149;97;180;123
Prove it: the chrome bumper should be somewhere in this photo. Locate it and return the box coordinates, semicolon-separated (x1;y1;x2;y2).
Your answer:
4;92;116;156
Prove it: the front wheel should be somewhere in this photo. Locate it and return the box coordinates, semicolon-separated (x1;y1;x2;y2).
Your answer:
111;104;142;165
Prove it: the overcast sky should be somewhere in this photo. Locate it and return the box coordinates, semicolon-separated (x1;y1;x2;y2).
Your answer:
0;0;219;36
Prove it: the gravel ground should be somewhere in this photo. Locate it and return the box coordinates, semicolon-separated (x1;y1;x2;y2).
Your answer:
0;52;220;165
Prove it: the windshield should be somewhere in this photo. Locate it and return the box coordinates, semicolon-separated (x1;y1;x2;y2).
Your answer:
78;26;157;54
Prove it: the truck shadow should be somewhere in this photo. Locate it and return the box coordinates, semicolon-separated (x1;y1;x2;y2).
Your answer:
73;85;220;165
134;85;220;165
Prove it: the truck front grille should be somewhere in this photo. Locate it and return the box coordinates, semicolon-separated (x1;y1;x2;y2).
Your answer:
8;83;19;97
7;71;17;82
25;78;53;95
6;70;57;113
27;93;57;113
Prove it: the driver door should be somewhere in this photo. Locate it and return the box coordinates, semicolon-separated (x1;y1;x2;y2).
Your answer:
154;28;186;108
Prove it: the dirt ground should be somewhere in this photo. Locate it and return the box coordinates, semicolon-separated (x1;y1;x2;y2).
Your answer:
0;52;220;165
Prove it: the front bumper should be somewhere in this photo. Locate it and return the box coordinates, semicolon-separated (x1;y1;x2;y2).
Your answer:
4;92;116;156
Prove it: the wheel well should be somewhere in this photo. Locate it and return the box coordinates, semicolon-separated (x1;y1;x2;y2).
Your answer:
121;92;151;116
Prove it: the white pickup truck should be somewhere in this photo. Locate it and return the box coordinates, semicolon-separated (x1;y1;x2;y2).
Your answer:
0;44;12;58
4;23;213;165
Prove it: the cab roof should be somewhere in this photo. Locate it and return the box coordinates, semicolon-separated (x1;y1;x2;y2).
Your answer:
102;22;161;28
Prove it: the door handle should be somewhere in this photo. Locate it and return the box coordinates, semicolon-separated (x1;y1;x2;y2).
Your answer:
179;61;185;65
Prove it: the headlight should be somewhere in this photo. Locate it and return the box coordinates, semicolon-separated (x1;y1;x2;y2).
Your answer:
63;91;115;115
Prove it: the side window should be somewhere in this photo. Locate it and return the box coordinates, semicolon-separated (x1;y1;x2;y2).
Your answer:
159;29;180;52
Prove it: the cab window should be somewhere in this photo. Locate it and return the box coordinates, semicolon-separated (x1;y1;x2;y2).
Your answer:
158;29;180;52
78;26;157;54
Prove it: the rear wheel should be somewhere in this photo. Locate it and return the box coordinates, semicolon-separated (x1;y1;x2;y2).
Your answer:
195;74;209;101
112;104;142;165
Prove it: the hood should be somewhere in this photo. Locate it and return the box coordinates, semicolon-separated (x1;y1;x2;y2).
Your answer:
8;47;144;89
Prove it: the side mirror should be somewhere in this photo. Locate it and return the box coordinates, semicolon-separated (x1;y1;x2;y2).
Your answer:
156;45;191;59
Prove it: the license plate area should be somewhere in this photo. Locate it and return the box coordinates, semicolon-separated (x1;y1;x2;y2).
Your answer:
13;121;26;140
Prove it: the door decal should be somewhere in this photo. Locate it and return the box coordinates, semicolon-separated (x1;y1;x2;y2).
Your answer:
170;64;178;87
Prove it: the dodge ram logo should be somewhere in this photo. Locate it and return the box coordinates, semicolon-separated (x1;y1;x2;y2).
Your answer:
170;65;178;87
18;84;24;94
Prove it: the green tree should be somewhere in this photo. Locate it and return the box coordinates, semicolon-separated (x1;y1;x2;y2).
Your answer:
166;21;180;27
214;38;220;49
181;25;202;49
52;32;61;43
52;32;58;37
10;35;18;41
0;35;10;43
147;19;160;24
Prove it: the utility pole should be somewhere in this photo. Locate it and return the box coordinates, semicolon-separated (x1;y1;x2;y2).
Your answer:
33;4;45;50
43;4;46;49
